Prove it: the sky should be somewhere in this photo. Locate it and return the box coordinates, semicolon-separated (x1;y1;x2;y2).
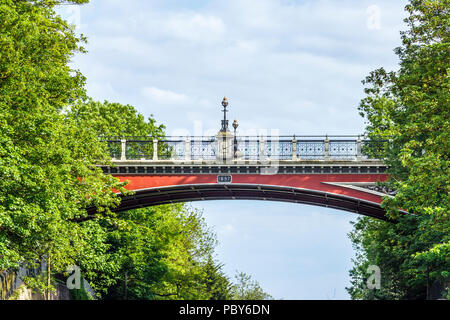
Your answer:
59;0;408;299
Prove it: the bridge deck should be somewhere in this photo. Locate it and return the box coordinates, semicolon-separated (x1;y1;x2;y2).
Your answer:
101;159;386;175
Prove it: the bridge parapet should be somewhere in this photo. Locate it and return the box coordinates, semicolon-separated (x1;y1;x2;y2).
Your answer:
103;136;386;163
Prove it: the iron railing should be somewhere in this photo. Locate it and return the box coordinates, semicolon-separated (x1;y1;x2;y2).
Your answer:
101;136;386;161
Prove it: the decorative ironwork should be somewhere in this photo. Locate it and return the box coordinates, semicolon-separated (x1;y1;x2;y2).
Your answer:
104;136;385;162
233;119;239;159
329;141;357;160
297;141;325;159
190;139;216;160
126;140;153;160
159;140;185;160
236;139;259;160
265;140;293;160
106;140;121;159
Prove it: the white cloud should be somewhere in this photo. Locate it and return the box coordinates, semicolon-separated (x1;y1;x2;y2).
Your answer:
219;223;237;235
69;0;407;135
87;81;116;101
164;13;226;42
141;86;191;104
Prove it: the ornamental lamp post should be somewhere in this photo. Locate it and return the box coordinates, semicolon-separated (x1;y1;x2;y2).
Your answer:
219;97;230;161
222;97;228;107
221;97;229;132
232;119;239;159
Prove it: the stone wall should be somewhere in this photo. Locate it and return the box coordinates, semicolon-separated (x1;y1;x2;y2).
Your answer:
10;283;70;300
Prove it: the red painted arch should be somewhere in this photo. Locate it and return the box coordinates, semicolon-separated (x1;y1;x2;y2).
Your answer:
81;173;395;220
114;174;389;205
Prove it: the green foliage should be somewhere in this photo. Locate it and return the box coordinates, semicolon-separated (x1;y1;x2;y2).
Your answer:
348;0;449;300
347;215;448;300
0;0;125;278
69;99;166;138
69;279;94;300
98;205;231;300
203;258;233;300
70;287;94;300
229;272;273;300
22;275;56;297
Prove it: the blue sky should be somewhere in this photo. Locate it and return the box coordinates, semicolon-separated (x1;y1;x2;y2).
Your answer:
59;0;408;299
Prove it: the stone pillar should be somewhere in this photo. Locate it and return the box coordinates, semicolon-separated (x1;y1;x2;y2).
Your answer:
153;139;158;161
259;137;265;161
185;137;191;161
215;131;234;162
121;139;126;161
356;136;362;160
292;137;297;161
324;136;330;160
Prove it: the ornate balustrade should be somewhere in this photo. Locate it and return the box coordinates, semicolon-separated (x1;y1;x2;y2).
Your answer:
102;136;385;162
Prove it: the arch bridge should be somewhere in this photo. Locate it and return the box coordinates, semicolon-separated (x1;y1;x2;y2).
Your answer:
99;135;394;220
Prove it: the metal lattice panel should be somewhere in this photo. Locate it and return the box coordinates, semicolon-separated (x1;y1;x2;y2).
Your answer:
265;140;293;160
329;141;357;159
297;141;325;159
159;140;185;160
191;140;216;160
126;140;153;160
237;139;260;160
107;140;121;159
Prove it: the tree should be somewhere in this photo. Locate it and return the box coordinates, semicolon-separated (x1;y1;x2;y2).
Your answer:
347;214;448;300
0;0;125;295
230;272;272;300
100;205;219;300
69;99;166;138
348;0;449;300
203;258;233;300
